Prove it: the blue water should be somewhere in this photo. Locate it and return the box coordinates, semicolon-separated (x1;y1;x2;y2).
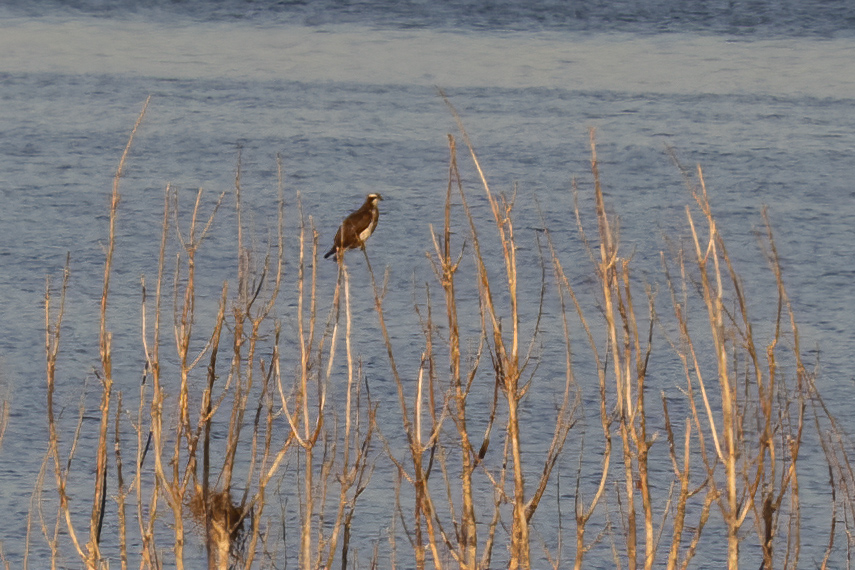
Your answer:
5;0;855;36
1;1;854;567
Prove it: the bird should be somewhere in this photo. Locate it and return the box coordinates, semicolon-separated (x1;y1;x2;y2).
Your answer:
324;193;384;260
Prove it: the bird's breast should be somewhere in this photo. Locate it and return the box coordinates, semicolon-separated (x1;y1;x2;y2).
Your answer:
358;210;379;242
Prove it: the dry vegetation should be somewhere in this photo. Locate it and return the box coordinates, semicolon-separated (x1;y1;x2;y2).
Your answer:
26;96;855;569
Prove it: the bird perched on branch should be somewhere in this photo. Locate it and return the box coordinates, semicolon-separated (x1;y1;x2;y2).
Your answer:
324;193;384;260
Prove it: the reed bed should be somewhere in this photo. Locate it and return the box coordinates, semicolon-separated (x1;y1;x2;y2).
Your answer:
30;96;855;569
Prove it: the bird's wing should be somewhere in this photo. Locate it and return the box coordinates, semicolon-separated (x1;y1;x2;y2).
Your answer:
341;210;371;242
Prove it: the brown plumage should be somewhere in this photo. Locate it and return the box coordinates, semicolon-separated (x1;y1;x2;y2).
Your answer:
324;193;384;260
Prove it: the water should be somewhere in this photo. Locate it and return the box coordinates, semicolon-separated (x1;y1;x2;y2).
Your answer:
1;1;853;567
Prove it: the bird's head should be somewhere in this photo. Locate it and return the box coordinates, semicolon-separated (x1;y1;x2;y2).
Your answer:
367;193;384;204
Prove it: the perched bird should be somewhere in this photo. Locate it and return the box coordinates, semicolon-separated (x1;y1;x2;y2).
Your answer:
324;193;384;260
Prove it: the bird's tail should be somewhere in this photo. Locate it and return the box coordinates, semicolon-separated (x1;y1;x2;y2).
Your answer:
324;247;336;259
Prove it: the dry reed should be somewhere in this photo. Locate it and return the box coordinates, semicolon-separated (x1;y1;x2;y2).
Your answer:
32;94;855;570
